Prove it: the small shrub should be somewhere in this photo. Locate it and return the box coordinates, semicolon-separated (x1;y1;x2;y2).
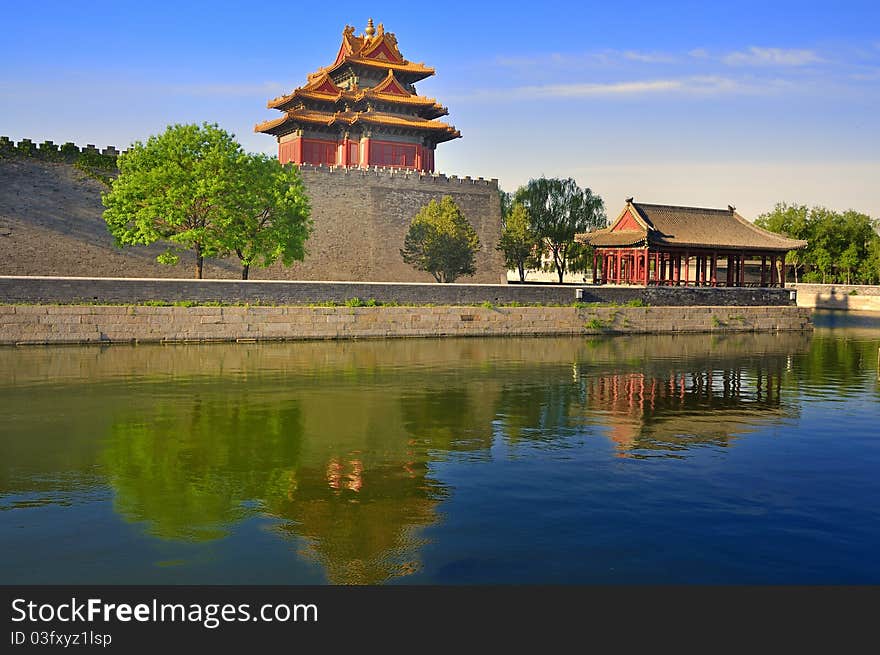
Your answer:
585;317;605;330
625;298;647;307
481;300;495;309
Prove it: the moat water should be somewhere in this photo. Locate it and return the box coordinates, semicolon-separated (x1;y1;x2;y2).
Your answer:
2;311;879;584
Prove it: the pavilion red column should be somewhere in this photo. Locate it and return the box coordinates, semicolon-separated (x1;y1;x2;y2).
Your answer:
760;256;767;287
701;256;708;286
653;252;659;284
684;253;690;287
643;250;649;285
770;255;777;286
362;137;371;167
738;252;746;286
710;252;718;286
726;256;733;286
592;251;598;284
674;255;681;285
616;251;622;284
780;259;787;288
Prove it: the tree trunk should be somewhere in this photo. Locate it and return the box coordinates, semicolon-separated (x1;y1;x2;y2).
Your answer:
194;243;203;279
518;262;525;282
557;265;564;284
241;264;250;280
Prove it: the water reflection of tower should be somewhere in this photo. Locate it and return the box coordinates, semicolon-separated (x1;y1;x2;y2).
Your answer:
584;354;790;456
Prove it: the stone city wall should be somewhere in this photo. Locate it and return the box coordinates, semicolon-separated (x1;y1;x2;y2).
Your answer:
291;165;506;283
0;136;121;160
0;305;812;345
790;283;880;312
0;276;797;306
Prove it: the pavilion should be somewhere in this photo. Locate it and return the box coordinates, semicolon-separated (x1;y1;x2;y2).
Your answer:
255;19;460;172
576;199;808;287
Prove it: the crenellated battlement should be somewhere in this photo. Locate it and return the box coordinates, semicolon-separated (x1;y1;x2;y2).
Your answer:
296;163;498;187
0;136;122;161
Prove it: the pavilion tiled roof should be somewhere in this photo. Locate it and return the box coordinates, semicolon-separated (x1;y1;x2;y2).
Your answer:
254;108;461;141
256;20;456;140
578;201;808;252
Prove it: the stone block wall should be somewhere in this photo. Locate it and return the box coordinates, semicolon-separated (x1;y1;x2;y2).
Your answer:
0;276;797;306
790;283;880;312
0;136;121;161
0;305;813;345
291;165;506;283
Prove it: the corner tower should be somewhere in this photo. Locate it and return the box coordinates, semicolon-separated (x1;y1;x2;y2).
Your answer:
255;19;460;173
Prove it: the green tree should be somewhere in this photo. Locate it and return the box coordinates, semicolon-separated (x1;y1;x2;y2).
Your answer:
755;203;812;283
514;177;605;283
757;203;879;284
496;202;539;282
400;196;481;283
102;123;242;278
223;153;312;280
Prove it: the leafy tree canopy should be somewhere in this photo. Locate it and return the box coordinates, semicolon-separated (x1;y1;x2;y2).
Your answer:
400;196;481;283
496;202;539;282
222;153;312;280
514;177;605;283
102;123;312;280
756;202;879;284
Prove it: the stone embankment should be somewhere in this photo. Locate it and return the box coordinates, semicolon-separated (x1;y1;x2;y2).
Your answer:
0;304;812;345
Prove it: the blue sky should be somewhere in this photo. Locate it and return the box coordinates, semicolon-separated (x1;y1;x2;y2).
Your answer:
2;0;878;218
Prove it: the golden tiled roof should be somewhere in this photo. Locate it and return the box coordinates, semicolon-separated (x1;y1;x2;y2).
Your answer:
269;72;446;115
258;21;455;140
255;109;460;141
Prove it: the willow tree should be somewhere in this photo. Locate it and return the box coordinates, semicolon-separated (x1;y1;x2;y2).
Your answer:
515;177;605;283
401;196;481;283
102;123;242;279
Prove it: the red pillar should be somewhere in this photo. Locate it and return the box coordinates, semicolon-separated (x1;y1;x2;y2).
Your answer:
592;251;598;284
684;253;690;286
738;252;746;286
674;255;681;285
701;256;708;285
362;137;371;168
615;251;621;284
770;255;777;286
726;255;733;286
780;259;786;288
654;252;660;284
760;256;767;287
710;252;718;286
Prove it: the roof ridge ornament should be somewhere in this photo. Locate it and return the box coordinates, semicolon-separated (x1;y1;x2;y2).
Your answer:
365;18;375;38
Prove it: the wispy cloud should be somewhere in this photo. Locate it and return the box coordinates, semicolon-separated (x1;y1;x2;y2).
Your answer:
167;81;288;97
722;47;823;67
460;75;765;101
493;49;677;70
622;51;677;64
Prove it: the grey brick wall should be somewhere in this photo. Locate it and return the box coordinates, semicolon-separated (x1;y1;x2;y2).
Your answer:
0;277;796;306
290;166;507;283
0;305;813;346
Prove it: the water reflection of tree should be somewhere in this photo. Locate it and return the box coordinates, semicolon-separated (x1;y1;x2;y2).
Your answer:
104;396;303;541
790;332;880;398
102;387;457;584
